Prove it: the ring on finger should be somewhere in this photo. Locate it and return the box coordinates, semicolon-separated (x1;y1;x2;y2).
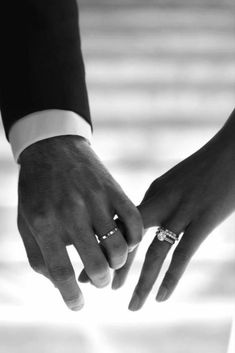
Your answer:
97;224;118;241
155;226;179;245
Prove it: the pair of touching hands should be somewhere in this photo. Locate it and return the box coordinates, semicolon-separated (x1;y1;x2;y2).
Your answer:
18;110;235;311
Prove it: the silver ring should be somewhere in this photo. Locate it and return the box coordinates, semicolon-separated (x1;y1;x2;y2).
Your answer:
155;226;179;245
98;226;118;241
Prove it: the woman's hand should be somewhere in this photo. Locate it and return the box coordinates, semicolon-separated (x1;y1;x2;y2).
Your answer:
114;109;235;310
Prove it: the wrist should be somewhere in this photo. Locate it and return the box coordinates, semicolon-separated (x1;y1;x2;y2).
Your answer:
19;135;90;165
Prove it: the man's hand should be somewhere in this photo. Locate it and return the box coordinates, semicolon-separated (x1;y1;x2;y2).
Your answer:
17;135;143;311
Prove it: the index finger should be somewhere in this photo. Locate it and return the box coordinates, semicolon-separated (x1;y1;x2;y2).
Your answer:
39;238;83;311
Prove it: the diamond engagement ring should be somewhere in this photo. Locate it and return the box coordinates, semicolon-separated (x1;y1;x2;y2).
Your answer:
98;226;118;241
156;226;179;245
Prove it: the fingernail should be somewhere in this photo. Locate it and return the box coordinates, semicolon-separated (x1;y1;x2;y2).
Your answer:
128;293;141;311
156;286;168;302
95;276;111;289
67;298;84;311
112;276;120;290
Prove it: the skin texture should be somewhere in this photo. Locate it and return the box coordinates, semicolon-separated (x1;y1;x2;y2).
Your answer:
18;135;143;311
112;109;235;311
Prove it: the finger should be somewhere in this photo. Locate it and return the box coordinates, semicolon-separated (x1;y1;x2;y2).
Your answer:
128;218;185;311
115;197;143;250
70;219;111;288
78;269;90;283
112;246;138;290
17;213;50;279
79;221;140;288
93;211;128;270
157;219;209;302
78;219;140;288
39;237;83;311
128;236;170;311
112;219;149;290
78;249;136;287
138;198;169;229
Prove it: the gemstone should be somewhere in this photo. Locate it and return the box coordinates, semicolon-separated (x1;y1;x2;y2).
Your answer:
157;231;166;241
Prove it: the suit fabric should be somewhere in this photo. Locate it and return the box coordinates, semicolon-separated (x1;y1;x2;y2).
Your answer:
0;0;91;139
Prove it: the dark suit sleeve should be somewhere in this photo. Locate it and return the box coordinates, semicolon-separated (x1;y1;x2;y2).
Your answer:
0;0;91;139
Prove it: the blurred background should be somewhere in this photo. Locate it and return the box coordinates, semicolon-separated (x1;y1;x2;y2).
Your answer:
0;0;235;352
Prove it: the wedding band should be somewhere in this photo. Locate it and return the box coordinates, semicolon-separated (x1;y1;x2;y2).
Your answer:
155;226;179;245
97;226;118;241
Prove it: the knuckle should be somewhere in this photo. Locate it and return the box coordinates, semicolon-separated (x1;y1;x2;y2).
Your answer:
30;215;55;236
73;197;86;211
61;198;87;227
49;266;73;282
28;255;45;274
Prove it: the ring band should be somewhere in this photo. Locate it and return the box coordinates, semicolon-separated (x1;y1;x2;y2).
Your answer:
155;226;179;245
97;226;118;241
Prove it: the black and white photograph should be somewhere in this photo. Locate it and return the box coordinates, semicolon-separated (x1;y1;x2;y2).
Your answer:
0;0;234;352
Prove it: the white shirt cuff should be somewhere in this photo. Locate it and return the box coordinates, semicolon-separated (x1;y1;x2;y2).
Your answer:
9;110;92;162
